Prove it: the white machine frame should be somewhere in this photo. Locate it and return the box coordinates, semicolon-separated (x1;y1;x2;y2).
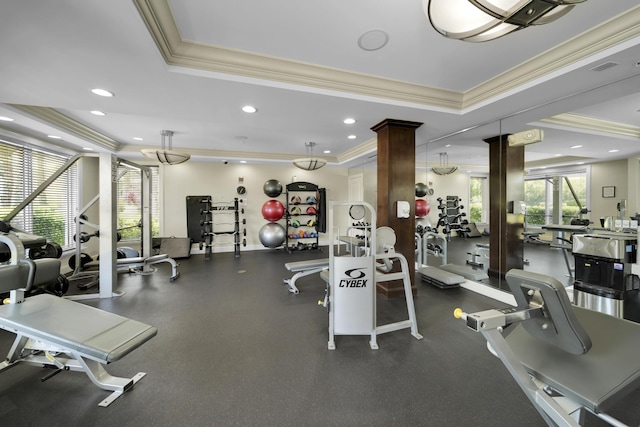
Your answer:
325;201;422;350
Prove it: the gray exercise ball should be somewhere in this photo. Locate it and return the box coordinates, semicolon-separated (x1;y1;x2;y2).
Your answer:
259;222;285;248
415;182;428;198
263;179;283;198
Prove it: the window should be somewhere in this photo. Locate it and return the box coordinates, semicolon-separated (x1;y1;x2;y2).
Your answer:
524;168;588;227
116;163;159;240
469;176;488;223
0;139;78;248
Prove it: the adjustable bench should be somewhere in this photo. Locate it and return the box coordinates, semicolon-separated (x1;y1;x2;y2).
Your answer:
455;269;640;426
283;258;329;294
0;233;157;407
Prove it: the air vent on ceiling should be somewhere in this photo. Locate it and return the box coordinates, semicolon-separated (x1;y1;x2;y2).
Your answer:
589;61;619;72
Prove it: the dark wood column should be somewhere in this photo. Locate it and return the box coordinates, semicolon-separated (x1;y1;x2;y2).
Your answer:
484;135;524;279
372;119;423;298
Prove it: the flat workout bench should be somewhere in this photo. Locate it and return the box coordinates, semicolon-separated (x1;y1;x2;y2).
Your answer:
284;258;329;294
0;233;157;407
0;295;157;406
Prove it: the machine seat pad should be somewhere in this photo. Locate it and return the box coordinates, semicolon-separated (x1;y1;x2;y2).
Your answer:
506;306;640;413
285;258;329;272
0;294;157;363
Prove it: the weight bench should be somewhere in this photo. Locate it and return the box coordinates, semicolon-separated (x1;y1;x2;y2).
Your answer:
417;265;464;289
455;269;640;426
0;233;157;407
284;258;329;294
466;243;489;267
81;253;180;290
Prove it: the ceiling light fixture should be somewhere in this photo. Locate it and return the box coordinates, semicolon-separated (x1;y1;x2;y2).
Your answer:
348;135;357;140
141;130;191;165
242;105;257;113
570;144;583;149
344;118;356;124
293;142;327;171
0;116;15;121
90;110;106;116
423;0;586;42
431;152;458;175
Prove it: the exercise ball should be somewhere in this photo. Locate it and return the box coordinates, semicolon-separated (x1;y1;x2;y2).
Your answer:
262;199;285;222
415;182;428;198
259;223;285;248
415;199;430;218
263;179;283;198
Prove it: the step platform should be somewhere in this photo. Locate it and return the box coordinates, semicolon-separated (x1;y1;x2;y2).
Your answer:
439;263;489;281
418;265;464;289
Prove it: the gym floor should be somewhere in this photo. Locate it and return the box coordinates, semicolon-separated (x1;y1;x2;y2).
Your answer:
1;243;638;426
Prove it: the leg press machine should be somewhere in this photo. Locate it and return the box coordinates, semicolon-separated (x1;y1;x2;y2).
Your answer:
456;269;640;426
0;233;157;407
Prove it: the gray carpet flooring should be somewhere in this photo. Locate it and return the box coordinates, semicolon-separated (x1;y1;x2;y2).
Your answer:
0;244;638;426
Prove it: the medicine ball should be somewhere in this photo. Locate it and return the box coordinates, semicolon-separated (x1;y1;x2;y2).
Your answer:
306;206;317;215
263;179;283;198
262;200;285;222
306;195;317;204
290;195;302;205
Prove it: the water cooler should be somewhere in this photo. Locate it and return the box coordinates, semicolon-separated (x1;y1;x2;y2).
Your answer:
572;233;640;322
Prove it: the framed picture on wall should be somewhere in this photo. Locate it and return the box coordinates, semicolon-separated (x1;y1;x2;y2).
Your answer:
602;186;616;198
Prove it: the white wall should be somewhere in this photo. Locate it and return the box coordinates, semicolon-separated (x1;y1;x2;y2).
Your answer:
159;162;350;252
590;159;628;221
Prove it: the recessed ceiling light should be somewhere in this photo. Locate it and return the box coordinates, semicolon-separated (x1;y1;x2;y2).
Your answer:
343;118;356;124
608;149;619;153
554;154;562;157
240;160;247;164
0;116;15;122
323;150;331;154
445;144;451;147
348;135;356;140
576;162;585;165
91;88;114;97
570;145;582;149
242;106;257;113
82;147;94;151
133;137;143;141
90;110;106;116
48;135;62;139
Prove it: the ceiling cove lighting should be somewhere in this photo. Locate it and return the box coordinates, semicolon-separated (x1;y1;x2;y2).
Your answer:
293;142;327;171
141;130;191;165
423;0;586;42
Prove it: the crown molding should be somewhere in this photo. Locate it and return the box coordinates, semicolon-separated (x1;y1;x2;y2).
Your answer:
463;6;640;108
336;138;378;165
133;0;461;111
124;144;335;163
134;0;640;114
8;105;119;150
540;113;640;139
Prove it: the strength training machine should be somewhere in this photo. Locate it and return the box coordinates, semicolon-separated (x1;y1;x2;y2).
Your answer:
455;269;640;426
0;233;157;407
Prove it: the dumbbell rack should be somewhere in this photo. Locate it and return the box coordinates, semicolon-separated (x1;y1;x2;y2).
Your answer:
198;197;246;260
436;196;468;240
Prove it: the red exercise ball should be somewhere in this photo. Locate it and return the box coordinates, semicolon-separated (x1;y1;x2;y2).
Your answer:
415;199;430;218
262;199;285;222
